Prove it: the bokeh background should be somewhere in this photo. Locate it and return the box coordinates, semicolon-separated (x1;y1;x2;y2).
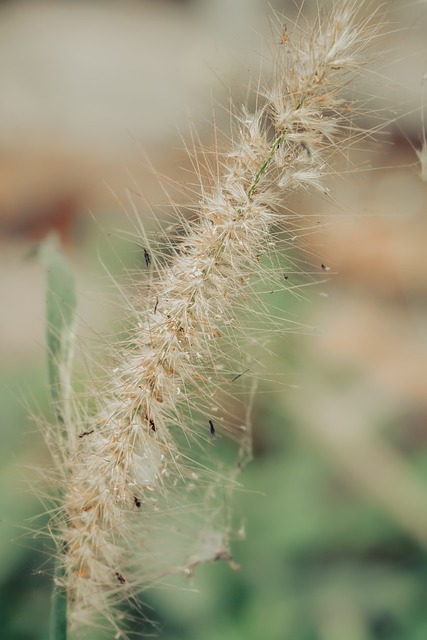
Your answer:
1;0;427;638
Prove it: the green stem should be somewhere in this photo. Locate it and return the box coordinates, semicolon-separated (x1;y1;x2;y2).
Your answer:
41;239;76;640
50;561;68;640
247;135;283;199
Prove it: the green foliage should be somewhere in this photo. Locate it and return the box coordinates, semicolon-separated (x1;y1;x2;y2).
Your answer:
41;237;76;425
41;236;77;640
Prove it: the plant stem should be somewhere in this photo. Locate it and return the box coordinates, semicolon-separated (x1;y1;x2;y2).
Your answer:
42;238;76;640
247;135;283;199
50;562;68;640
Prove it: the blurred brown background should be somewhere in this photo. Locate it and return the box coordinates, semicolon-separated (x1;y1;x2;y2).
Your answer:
1;1;427;639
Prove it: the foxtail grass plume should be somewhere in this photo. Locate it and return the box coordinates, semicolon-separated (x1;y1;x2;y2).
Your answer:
44;2;382;637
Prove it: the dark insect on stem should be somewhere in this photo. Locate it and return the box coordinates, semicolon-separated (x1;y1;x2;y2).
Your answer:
144;249;151;268
231;368;249;383
300;141;311;158
115;572;126;584
149;419;156;432
78;430;94;439
209;419;216;439
134;496;141;508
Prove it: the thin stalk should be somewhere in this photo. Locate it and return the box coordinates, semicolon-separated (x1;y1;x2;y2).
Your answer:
41;238;76;640
50;562;68;640
247;135;283;199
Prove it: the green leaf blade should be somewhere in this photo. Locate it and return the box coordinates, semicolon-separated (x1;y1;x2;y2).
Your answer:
40;237;77;425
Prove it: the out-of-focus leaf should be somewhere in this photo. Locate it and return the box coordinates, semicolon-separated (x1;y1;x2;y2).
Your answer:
40;236;76;640
40;236;76;425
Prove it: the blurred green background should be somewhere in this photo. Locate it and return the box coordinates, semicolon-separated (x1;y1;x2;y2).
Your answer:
1;1;427;639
